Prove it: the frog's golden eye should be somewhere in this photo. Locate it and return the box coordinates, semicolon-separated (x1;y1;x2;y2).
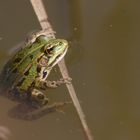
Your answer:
46;46;54;54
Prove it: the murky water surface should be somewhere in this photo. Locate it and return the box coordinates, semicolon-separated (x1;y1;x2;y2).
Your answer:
0;0;140;140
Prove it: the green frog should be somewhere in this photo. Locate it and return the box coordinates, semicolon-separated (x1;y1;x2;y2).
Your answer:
0;31;70;111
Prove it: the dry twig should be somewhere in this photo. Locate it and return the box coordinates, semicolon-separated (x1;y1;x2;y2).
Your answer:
30;0;94;140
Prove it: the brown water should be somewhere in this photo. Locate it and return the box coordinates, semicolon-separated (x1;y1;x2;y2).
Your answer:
0;0;140;140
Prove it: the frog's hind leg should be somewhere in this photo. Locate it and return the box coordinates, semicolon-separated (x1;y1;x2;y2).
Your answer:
30;89;49;108
24;102;71;120
8;102;71;120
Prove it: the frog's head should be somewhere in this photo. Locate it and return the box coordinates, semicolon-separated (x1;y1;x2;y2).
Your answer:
44;39;69;67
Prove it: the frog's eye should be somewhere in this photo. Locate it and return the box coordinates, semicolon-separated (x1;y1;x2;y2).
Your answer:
46;46;54;54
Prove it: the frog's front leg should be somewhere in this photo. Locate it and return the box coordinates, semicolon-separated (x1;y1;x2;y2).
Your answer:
39;77;72;89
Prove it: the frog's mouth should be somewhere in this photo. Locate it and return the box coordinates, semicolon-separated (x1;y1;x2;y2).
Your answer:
50;47;68;67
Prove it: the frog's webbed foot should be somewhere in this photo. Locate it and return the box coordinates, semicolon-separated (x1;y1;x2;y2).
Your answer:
40;77;72;89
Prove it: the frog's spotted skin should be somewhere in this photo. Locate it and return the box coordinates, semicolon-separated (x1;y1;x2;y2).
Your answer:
0;34;69;107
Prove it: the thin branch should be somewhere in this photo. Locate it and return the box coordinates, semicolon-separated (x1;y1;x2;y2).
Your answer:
30;0;94;140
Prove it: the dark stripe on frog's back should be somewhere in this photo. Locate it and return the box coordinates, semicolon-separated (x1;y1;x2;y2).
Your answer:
15;47;43;74
2;40;46;88
17;62;38;91
12;46;46;90
8;40;47;75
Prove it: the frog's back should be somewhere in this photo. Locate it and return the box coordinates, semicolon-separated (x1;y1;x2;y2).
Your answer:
0;37;48;91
